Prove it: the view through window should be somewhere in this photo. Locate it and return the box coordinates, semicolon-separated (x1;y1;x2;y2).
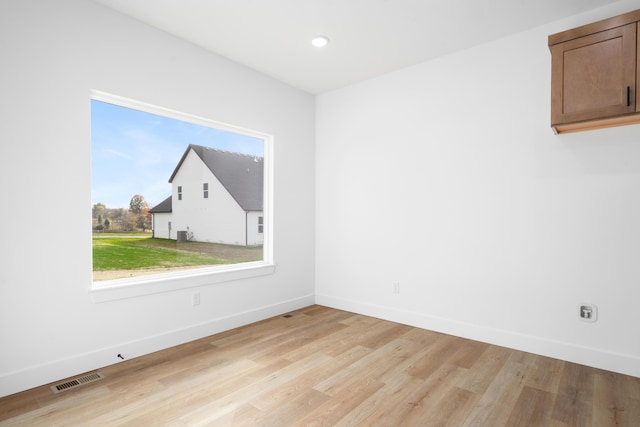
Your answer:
91;96;268;282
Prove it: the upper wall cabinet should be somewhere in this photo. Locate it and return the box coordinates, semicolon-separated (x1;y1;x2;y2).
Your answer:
549;9;640;134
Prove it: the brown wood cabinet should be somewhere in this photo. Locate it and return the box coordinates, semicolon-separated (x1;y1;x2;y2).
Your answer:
549;9;640;133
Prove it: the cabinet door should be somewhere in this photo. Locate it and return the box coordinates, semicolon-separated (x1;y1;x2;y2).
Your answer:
551;23;637;126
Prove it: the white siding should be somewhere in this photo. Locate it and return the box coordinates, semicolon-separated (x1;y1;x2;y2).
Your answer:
151;212;173;239
172;150;248;245
246;211;265;246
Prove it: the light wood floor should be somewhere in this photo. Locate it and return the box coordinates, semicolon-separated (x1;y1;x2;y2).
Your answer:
1;305;639;426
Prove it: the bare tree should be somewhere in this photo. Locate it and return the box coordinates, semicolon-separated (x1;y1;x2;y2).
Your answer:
129;194;148;214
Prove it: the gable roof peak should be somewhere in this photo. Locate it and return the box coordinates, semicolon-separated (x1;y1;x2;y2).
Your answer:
168;144;263;211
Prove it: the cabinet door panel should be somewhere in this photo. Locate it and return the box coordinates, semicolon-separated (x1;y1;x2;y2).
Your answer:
551;23;636;126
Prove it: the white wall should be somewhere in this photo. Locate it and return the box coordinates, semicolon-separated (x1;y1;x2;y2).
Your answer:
0;0;315;397
316;0;640;377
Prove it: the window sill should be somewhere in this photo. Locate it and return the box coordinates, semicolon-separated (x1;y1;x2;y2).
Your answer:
90;262;275;303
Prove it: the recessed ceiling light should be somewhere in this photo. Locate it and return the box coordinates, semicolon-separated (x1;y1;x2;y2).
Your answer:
311;35;330;48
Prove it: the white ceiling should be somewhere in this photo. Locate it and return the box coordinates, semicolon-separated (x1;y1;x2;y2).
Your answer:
93;0;615;94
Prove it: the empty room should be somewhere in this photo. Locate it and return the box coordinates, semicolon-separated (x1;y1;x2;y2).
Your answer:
1;0;640;425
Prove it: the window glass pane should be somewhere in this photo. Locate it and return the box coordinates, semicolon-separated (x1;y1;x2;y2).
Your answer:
91;98;267;283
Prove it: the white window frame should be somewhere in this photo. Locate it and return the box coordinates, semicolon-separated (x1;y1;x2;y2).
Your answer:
90;90;274;303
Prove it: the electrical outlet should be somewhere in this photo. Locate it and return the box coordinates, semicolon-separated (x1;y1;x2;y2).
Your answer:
579;304;597;322
392;282;400;294
192;292;201;306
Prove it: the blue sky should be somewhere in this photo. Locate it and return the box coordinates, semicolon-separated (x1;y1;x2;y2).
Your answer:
91;100;264;209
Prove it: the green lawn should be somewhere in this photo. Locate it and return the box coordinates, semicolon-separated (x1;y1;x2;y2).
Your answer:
92;237;262;271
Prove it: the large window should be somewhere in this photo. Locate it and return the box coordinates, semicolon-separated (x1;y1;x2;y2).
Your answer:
90;91;273;299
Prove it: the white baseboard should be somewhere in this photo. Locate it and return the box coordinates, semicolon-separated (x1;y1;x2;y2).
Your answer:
0;294;315;398
315;294;640;378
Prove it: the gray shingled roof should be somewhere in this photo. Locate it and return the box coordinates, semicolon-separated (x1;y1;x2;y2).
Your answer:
163;144;263;212
149;195;172;213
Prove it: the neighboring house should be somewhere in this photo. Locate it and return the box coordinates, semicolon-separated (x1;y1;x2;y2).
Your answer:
150;144;264;246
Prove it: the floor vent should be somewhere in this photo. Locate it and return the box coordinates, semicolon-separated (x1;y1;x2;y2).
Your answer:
51;372;104;394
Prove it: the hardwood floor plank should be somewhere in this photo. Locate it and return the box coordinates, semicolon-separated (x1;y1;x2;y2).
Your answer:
505;386;555;426
623;372;640;400
455;344;511;394
113;359;264;426
415;386;478;427
208;312;340;361
448;338;490;369
367;336;434;384
592;370;640;427
283;317;411;362
0;384;51;422
246;320;348;364
233;387;329;427
312;341;399;396
370;364;468;426
1;306;639;427
461;353;530;426
332;373;423;426
0;386;111;427
177;353;332;425
552;362;595;426
249;345;370;412
354;322;414;351
299;305;333;316
523;351;564;393
405;333;464;380
296;376;384;426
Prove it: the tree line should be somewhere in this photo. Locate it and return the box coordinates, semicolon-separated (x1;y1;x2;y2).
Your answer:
92;194;152;233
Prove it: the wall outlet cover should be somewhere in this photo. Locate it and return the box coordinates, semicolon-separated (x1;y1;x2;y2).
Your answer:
579;303;597;322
